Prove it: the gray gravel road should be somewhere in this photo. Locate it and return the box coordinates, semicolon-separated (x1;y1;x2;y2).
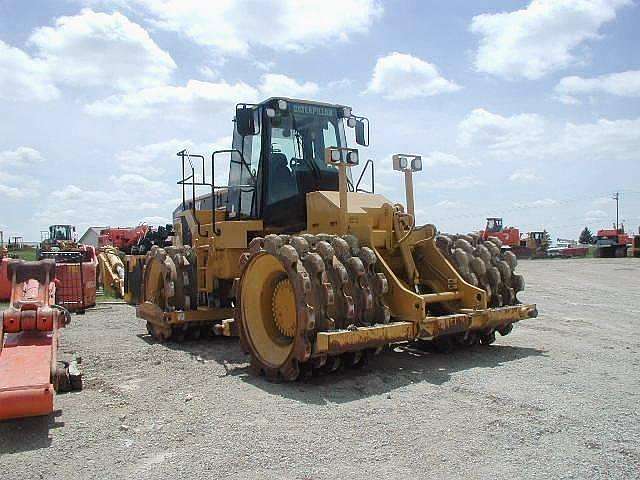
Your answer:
1;258;639;479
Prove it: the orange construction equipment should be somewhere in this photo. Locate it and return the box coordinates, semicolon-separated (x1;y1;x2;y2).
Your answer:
0;259;81;421
594;225;632;258
41;246;98;313
480;218;521;246
98;225;150;254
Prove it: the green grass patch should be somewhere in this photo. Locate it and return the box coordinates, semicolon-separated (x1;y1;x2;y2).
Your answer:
8;247;38;261
96;291;122;303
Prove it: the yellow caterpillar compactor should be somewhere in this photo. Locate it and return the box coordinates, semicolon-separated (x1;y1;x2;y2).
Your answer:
135;97;537;380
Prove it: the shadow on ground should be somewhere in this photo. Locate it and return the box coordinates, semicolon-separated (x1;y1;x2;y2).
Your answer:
143;332;547;405
240;344;547;405
0;410;64;454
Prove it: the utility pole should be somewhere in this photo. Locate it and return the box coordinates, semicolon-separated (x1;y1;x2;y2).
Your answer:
612;192;620;231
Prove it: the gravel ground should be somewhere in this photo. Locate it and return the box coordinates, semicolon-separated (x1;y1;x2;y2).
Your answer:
1;258;639;479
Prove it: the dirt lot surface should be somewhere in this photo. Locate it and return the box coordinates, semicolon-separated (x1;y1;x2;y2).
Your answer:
1;258;639;479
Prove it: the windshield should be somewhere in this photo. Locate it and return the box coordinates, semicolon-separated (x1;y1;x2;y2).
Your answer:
487;218;502;232
267;104;349;204
51;225;71;241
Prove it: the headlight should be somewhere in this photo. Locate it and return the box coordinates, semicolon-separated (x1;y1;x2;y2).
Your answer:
346;151;359;165
347;117;356;128
331;149;342;163
266;108;276;118
278;100;288;111
342;107;352;118
393;153;422;172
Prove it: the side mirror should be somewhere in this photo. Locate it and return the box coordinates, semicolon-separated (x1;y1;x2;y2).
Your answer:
236;106;255;136
355;118;369;147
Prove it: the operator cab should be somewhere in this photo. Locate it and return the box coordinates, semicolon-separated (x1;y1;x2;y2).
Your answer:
225;97;369;231
485;218;503;233
49;225;74;242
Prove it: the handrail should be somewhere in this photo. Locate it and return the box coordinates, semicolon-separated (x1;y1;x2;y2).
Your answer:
210;149;255;236
176;148;255;239
177;150;206;210
355;159;375;194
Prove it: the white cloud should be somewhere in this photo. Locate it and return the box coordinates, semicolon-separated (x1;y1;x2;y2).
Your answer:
258;73;319;98
85;79;258;117
115;136;231;184
555;70;640;103
0;40;59;101
120;0;382;55
29;9;176;91
419;176;484;190
423;151;479;167
457;107;640;166
198;66;219;80
585;209;608;221
109;173;169;192
33;134;237;228
530;198;557;207
0;170;40;199
85;73;319;117
515;198;557;207
0;147;44;167
509;168;542;183
327;78;353;89
471;0;631;79
0;9;175;101
458;108;545;156
434;200;465;209
366;52;460;100
254;60;275;72
36;174;172;229
0;184;24;199
592;196;613;207
117;139;206;177
559;117;640;160
51;184;93;202
0;147;44;198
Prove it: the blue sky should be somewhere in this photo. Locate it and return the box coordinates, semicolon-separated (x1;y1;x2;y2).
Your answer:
1;0;639;242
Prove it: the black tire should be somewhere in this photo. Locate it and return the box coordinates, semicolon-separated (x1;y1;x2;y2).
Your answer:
70;374;83;391
479;331;496;345
53;366;71;393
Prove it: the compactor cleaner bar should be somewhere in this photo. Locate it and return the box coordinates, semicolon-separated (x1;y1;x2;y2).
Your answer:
0;259;80;421
313;304;538;355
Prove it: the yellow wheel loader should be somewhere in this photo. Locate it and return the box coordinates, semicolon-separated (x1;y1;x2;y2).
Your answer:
136;97;537;379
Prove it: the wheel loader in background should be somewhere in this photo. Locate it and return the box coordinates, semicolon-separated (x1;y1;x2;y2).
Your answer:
135;97;537;380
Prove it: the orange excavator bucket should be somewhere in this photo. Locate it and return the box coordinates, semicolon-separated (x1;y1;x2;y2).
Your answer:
0;259;79;421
